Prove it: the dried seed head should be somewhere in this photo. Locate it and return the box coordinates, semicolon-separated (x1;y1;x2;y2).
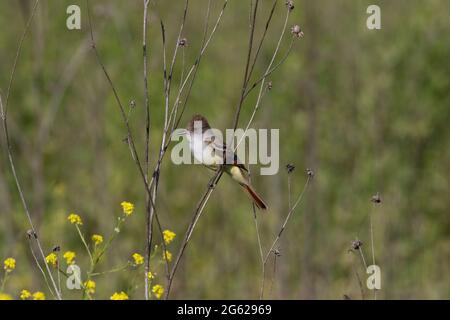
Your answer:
371;192;381;204
291;24;304;38
286;163;295;174
306;168;314;178
286;1;295;12
178;38;188;47
27;229;37;239
351;239;363;250
122;136;129;144
272;248;281;257
52;245;61;252
129;100;136;108
267;81;273;91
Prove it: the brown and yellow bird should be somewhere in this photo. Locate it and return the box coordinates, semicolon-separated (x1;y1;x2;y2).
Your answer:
178;114;268;210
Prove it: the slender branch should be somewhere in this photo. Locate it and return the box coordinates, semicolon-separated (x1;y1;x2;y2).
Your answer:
169;0;228;133
235;9;292;153
263;176;310;264
246;0;279;89
259;174;311;298
349;251;366;300
86;1;170;299
232;0;260;131
0;0;61;299
165;170;223;299
370;204;377;299
142;0;152;301
75;225;93;264
27;237;56;299
243;38;294;100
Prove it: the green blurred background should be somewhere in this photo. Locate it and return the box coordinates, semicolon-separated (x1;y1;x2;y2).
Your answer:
0;0;449;299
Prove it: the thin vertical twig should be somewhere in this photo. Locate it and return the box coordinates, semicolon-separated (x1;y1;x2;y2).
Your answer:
27;238;56;299
0;0;61;299
370;206;377;300
142;0;152;301
86;1;170;299
349;251;365;300
260;175;311;298
165;0;259;299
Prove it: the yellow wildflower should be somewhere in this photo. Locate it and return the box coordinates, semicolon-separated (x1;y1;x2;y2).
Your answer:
110;291;129;300
132;253;144;266
120;201;134;216
67;213;83;225
152;284;164;299
162;250;172;262
147;271;156;280
84;280;96;295
163;229;176;245
92;234;104;245
45;253;58;267
32;291;46;300
63;251;76;264
3;257;16;272
20;290;31;300
0;293;13;300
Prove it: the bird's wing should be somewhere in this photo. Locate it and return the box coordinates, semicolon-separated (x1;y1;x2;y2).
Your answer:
206;136;248;171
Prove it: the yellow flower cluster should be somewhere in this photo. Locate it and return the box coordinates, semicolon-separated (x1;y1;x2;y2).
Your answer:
152;284;164;299
32;292;46;300
20;290;31;300
19;290;45;300
92;234;104;245
110;291;129;300
120;201;134;216
0;293;13;300
84;280;96;294
163;229;176;245
67;213;83;225
147;271;155;280
3;257;16;272
132;253;144;265
63;251;76;264
162;250;172;262
45;253;58;267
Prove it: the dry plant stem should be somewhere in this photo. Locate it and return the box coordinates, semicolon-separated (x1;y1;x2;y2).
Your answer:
143;2;227;298
76;225;93;264
0;0;61;300
359;246;368;269
142;1;193;298
260;176;311;298
232;0;260;130
86;1;169;297
165;170;224;299
142;0;152;300
165;0;259;299
169;0;228;133
268;254;278;297
235;9;291;153
264;177;310;263
248;167;264;264
27;238;56;299
246;0;279;89
350;252;365;300
243;38;295;100
370;206;377;300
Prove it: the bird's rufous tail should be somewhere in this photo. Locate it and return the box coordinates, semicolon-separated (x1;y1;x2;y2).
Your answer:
243;184;268;210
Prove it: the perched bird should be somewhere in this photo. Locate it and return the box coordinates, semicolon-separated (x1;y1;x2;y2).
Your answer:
177;114;268;210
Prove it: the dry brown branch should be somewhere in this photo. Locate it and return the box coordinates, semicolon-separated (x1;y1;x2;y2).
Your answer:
0;0;61;300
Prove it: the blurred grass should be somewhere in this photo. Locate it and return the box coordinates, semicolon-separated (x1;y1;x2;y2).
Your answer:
0;0;449;299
